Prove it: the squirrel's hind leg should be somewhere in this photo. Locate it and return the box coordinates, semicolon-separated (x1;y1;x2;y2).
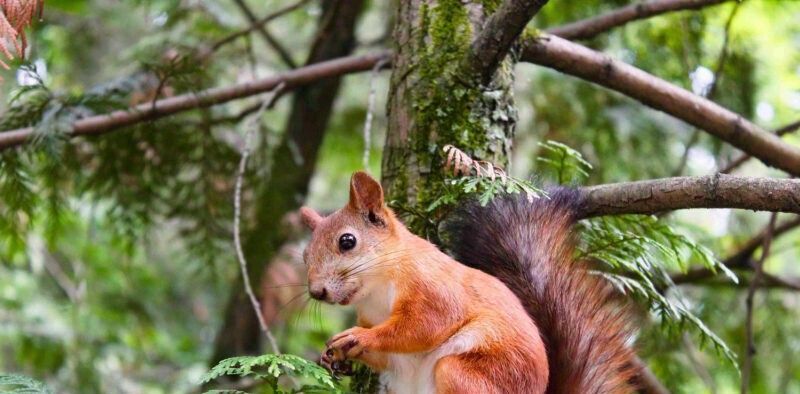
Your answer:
433;354;499;394
433;353;546;394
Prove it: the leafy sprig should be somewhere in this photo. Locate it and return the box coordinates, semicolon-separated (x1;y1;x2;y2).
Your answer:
435;144;545;208
536;140;592;184
580;215;739;368
0;374;52;394
202;354;342;394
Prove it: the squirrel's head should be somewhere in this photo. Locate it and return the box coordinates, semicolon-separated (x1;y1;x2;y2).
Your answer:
299;171;398;305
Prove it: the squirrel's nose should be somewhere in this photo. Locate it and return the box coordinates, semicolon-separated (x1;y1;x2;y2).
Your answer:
309;285;327;301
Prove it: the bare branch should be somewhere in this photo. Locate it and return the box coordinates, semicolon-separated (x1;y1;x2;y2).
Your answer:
677;271;800;292
579;174;800;218
231;0;298;68
671;216;800;284
630;356;670;394
520;33;800;176
721;119;800;173
741;212;777;394
210;0;311;53
0;51;391;150
465;0;548;84
547;0;728;40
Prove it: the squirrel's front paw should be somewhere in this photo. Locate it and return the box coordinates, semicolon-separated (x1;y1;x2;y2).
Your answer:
325;327;370;361
320;348;354;376
320;327;369;376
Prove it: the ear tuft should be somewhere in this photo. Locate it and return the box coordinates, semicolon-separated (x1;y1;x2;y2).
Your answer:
299;207;323;231
349;171;386;225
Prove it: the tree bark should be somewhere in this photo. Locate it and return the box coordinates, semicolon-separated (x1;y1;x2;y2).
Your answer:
465;0;548;84
210;0;365;364
579;174;800;217
520;33;800;176
383;0;539;238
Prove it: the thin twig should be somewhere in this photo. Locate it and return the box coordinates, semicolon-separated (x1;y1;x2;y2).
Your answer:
42;250;79;302
361;58;389;168
721;119;800;173
740;212;778;394
669;215;800;286
546;0;729;40
211;0;310;53
672;1;739;177
682;332;717;393
233;84;285;355
231;0;298;68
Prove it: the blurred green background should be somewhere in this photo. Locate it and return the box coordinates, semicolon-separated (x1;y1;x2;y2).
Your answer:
1;0;799;393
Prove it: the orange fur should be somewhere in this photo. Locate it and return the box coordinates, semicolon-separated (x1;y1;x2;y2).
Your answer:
445;190;639;393
301;172;548;393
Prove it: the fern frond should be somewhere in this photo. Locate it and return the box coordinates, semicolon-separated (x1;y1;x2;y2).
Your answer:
0;374;52;394
202;354;341;394
536;140;593;184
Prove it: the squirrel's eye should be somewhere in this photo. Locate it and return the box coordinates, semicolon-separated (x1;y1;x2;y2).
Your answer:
338;233;357;251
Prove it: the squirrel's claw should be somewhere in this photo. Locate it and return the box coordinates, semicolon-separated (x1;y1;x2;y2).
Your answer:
320;347;354;377
326;327;368;359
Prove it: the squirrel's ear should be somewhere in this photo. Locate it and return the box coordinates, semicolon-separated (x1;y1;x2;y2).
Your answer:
348;171;386;226
300;207;323;231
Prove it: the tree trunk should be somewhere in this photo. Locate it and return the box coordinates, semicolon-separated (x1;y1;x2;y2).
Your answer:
210;0;365;364
382;0;517;240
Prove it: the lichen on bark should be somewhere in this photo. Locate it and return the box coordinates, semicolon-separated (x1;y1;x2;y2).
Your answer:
382;0;517;240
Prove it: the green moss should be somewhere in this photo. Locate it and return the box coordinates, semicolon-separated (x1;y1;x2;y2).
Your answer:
521;27;543;40
387;0;517;237
414;0;486;165
480;0;503;14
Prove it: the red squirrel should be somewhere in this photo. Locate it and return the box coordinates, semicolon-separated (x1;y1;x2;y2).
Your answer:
299;171;638;393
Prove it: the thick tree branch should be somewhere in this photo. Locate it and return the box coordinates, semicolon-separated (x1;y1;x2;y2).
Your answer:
465;0;548;84
0;52;390;151
520;33;800;176
721;119;800;173
579;174;800;218
546;0;728;40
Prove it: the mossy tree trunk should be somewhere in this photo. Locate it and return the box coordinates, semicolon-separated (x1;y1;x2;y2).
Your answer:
356;1;531;389
382;0;519;239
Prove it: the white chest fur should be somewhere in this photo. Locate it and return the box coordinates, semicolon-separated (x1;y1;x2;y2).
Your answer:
355;284;481;393
356;283;395;326
381;327;480;394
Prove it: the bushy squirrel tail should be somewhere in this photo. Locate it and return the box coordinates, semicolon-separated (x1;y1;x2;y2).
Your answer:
445;189;639;394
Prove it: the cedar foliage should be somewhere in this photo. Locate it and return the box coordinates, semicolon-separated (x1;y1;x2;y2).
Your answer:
0;0;42;69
